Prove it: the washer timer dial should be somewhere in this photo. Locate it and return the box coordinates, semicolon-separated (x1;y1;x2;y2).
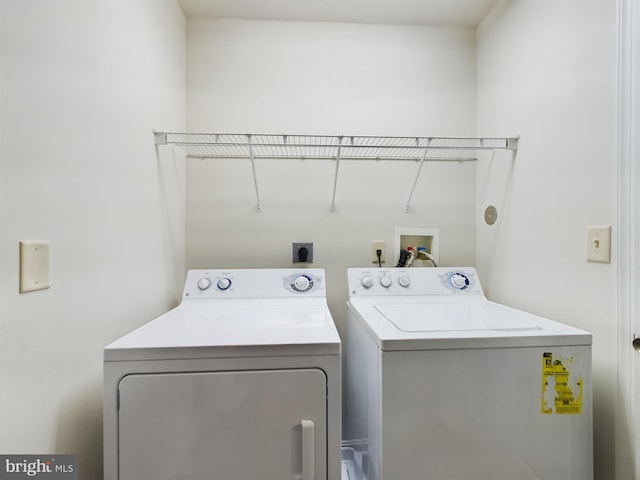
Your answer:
443;271;472;291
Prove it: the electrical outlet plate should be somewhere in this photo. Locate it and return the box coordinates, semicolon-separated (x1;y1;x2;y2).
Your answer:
371;241;385;264
292;242;313;263
19;241;51;293
586;225;611;263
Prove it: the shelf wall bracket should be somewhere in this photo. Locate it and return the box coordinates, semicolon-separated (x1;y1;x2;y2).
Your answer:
405;138;431;213
329;136;344;213
154;131;167;145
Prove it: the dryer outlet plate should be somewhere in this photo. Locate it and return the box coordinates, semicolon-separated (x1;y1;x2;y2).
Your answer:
292;242;313;263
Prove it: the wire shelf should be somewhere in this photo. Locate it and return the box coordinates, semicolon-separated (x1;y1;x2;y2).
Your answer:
156;132;517;161
154;132;518;212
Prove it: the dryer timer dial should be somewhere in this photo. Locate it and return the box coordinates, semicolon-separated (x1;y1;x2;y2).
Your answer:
291;274;314;292
216;278;232;291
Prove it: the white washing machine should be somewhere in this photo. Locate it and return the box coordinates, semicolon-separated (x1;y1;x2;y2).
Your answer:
345;267;592;480
104;268;341;480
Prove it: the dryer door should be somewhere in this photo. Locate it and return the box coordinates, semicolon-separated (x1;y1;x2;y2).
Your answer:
118;368;327;480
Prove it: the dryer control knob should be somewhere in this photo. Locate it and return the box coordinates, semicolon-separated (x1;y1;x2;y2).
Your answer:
197;278;211;290
398;275;411;288
217;277;232;291
361;275;374;289
450;273;469;289
380;275;392;288
292;275;312;292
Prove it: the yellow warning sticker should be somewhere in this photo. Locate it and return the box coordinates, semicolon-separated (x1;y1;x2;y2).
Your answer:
541;352;583;414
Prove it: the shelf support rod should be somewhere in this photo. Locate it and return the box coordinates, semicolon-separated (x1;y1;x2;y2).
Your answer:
248;135;262;212
329;136;344;213
405;138;431;213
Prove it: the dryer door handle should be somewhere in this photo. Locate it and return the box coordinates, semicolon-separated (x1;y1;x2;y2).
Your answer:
301;419;315;480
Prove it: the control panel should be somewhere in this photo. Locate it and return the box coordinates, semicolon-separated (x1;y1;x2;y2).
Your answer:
347;267;483;296
183;269;326;299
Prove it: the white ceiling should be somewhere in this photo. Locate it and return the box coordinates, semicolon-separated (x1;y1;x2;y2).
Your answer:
177;0;499;27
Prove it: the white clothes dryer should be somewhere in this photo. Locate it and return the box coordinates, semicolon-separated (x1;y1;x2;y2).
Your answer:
345;267;592;480
104;269;341;480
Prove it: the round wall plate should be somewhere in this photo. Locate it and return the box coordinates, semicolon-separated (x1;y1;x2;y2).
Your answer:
484;205;498;225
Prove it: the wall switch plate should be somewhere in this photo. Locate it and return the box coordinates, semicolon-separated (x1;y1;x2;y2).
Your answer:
371;241;385;265
292;242;313;263
19;241;51;293
587;225;611;263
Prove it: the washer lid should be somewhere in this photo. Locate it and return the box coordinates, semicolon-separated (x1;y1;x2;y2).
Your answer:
348;298;591;350
105;299;341;361
375;303;542;333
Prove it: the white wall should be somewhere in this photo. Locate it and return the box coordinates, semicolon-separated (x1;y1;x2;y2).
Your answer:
0;2;186;479
476;1;618;478
186;19;479;336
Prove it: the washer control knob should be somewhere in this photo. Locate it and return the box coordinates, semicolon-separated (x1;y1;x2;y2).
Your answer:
450;273;469;289
380;275;392;288
197;278;211;290
292;274;313;292
398;275;411;288
216;277;232;291
361;275;374;289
